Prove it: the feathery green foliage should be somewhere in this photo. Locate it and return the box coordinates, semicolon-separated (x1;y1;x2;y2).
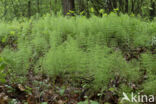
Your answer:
0;13;155;96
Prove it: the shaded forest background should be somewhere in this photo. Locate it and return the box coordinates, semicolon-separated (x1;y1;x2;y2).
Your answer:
0;0;156;19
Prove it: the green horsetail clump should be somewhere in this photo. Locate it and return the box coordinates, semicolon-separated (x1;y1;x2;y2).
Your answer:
0;13;155;96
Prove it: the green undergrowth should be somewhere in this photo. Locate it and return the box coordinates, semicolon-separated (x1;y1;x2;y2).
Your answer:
0;13;155;102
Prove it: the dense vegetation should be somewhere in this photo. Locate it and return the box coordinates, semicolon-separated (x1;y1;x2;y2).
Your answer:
0;0;156;19
0;0;156;104
0;13;155;103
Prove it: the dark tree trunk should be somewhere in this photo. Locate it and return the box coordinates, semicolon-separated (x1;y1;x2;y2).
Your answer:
62;0;75;15
125;0;128;13
119;0;124;12
150;0;156;18
28;0;31;18
139;0;143;16
54;0;57;14
49;0;52;13
106;0;113;13
131;0;135;14
112;0;117;9
79;0;85;12
86;0;89;17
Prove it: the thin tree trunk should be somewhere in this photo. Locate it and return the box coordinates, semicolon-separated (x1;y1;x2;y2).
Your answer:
113;0;117;9
28;0;31;18
125;0;128;13
150;0;156;18
49;0;52;13
107;0;113;12
131;0;135;14
79;0;85;12
139;0;143;16
62;0;75;15
86;0;89;17
55;0;57;14
119;0;124;13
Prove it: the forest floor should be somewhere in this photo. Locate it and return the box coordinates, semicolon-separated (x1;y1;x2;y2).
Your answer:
0;48;151;104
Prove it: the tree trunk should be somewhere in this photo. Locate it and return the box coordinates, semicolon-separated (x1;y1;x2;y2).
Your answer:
28;0;31;18
37;0;40;13
107;0;113;12
150;0;156;18
79;0;85;12
86;0;89;17
49;0;52;13
112;0;117;9
131;0;135;14
119;0;124;12
125;0;128;13
62;0;75;15
54;0;57;14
